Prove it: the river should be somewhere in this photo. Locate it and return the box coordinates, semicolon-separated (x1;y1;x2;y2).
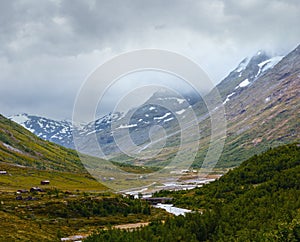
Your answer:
153;203;191;216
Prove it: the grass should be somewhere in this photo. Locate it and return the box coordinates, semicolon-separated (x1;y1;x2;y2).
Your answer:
0;115;171;241
0;191;170;241
0;162;107;192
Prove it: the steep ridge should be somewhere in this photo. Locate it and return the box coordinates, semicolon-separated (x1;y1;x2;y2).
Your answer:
0;114;83;172
216;44;300;166
216;51;283;103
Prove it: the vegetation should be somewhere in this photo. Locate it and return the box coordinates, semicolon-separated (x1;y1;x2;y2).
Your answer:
0;190;168;241
1;114;299;241
0;114;157;193
0;115;169;241
86;143;300;241
0;114;85;171
0;162;106;192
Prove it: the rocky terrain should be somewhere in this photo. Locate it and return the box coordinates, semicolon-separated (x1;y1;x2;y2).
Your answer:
9;44;300;168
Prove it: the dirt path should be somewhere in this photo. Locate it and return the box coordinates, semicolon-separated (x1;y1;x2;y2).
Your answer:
60;222;150;241
113;222;150;230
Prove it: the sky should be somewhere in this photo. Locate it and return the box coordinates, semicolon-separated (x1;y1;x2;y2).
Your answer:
0;0;299;120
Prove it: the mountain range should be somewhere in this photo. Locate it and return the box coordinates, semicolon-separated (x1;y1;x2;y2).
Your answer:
9;44;300;168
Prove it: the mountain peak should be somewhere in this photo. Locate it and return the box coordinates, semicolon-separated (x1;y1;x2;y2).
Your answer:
216;50;285;104
10;113;30;125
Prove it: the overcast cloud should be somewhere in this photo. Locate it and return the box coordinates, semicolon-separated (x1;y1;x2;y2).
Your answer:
0;0;299;120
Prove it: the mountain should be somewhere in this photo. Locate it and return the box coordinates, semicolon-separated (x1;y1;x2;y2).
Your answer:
9;90;196;157
0;114;84;172
216;51;284;103
214;44;300;166
0;114;155;192
10;113;74;148
9;45;300;168
109;45;299;167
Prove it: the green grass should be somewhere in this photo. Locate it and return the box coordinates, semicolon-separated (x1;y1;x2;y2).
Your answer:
86;143;300;241
0;162;106;192
0;114;84;172
0;191;170;241
0;114;172;241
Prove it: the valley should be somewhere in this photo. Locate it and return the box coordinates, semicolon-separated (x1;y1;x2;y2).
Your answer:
1;44;299;241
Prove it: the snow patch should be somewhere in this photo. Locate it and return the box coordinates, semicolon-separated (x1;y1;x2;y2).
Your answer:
86;130;97;135
176;98;185;104
10;114;29;124
27;127;36;133
60;127;68;134
154;112;171;120
164;117;174;122
235;57;250;73
37;121;43;128
258;56;283;71
117;124;138;129
223;92;235;105
235;79;250;89
176;109;185;115
256;56;284;77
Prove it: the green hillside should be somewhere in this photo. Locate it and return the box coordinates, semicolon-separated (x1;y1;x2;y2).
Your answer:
0;114;109;192
86;143;300;241
0;115;169;241
0;114;156;192
0;114;84;172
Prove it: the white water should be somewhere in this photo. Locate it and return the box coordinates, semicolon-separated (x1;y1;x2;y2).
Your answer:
153;203;191;216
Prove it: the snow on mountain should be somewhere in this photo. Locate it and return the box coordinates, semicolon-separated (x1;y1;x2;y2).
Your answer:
223;92;236;105
235;78;250;89
234;57;250;73
153;112;172;120
8;48;293;161
10;113;29;125
9;113;74;148
81;112;124;135
256;56;284;77
117;123;138;129
217;51;285;106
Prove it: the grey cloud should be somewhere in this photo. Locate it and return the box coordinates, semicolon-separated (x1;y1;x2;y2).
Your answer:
0;0;299;119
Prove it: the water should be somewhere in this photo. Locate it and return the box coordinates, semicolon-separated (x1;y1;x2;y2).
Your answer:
153;203;191;216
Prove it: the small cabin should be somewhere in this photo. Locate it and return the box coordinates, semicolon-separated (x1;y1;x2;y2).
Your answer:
30;187;44;193
17;189;29;194
40;180;50;185
0;171;7;175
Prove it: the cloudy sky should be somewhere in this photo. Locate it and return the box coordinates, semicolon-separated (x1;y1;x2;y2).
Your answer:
0;0;299;120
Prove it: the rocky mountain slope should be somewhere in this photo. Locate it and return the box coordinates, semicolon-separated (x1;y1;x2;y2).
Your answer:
10;113;74;148
216;44;299;166
9;44;300;167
